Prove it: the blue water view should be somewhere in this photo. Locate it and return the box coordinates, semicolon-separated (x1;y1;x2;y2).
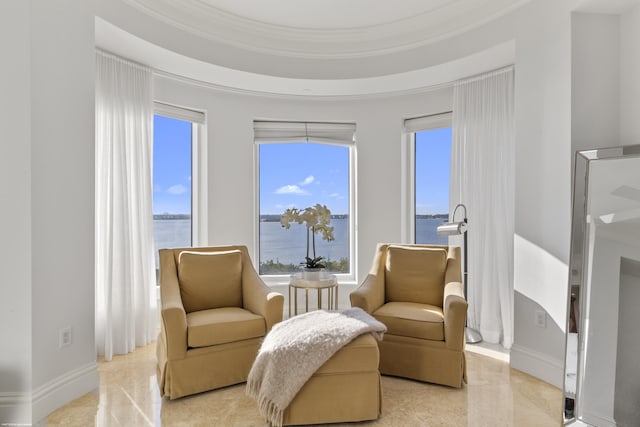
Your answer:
153;217;448;268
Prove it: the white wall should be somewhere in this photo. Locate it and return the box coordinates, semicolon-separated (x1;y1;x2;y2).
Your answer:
0;1;98;424
510;0;579;386
30;2;98;420
620;3;640;145
0;1;32;423
572;12;620;152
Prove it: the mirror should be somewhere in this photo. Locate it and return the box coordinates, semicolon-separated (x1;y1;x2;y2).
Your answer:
564;145;640;425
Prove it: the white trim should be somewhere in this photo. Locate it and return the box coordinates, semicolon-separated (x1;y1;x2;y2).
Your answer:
401;132;415;243
154;101;205;124
0;391;31;425
255;136;356;284
348;138;358;283
0;391;31;405
153;106;207;249
31;362;98;422
404;112;452;133
510;343;564;389
191;122;207;247
580;412;616;427
405;113;453;244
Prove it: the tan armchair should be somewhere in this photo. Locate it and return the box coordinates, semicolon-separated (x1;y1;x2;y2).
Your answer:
156;245;284;399
350;244;467;388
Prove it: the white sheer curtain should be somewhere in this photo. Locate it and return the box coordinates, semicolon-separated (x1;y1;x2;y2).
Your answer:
450;67;515;348
95;51;156;360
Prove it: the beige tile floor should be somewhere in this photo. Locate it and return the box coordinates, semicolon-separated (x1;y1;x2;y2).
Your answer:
47;343;562;426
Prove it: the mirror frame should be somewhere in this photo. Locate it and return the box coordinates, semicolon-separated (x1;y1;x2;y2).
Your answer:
563;144;640;425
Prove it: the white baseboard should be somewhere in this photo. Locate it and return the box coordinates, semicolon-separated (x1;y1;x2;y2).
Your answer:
31;362;98;423
0;391;31;425
581;411;616;427
510;343;564;389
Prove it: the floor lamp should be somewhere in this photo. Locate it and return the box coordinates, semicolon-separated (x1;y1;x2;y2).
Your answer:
437;203;482;344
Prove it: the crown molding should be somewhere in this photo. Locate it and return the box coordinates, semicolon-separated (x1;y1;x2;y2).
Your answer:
96;17;515;98
122;0;528;59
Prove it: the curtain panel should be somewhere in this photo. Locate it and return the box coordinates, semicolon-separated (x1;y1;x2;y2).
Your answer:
451;66;515;348
95;50;156;360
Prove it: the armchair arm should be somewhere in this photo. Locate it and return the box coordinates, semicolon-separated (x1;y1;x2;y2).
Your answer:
442;245;466;350
443;280;467;351
242;260;284;331
159;249;187;360
350;274;385;314
350;243;388;313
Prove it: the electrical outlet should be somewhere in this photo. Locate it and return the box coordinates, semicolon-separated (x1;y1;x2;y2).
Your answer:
59;327;72;348
534;310;546;328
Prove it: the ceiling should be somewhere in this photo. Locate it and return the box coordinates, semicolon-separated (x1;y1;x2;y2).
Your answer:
98;0;638;96
98;0;526;96
122;0;528;58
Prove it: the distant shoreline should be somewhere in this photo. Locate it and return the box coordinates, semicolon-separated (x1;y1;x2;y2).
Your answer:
154;214;191;220
259;213;348;222
154;213;448;221
416;214;448;219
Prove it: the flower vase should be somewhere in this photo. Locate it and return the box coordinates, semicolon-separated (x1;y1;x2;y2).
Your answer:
303;268;323;280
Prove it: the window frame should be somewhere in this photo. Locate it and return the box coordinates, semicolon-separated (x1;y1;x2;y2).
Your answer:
404;112;452;244
153;102;207;250
254;122;357;285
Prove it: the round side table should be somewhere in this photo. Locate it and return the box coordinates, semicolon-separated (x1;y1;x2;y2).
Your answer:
289;271;338;317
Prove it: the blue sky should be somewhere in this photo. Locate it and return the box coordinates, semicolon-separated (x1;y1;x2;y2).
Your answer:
415;127;451;215
153;115;192;214
152;115;450;216
260;143;349;215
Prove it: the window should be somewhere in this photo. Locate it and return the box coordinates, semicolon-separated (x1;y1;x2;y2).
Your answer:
152;103;205;274
405;113;452;244
255;121;355;279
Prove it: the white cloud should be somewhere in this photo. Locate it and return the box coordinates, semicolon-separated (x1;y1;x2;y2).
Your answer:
299;175;315;186
274;185;309;195
167;184;188;195
328;193;340;198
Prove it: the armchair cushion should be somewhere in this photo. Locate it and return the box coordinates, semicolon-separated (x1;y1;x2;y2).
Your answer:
373;302;444;341
177;250;242;313
385;246;447;306
186;307;266;348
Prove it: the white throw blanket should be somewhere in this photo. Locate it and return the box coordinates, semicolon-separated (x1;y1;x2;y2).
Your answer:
246;307;386;427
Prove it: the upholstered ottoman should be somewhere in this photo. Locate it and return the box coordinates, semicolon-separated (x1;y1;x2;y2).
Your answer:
282;333;381;426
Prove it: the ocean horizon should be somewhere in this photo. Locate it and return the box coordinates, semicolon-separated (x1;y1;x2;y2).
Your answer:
153;217;449;271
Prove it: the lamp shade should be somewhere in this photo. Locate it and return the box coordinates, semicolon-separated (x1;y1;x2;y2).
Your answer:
436;221;467;236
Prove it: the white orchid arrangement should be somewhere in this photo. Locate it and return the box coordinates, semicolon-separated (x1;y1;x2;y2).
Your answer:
280;203;335;269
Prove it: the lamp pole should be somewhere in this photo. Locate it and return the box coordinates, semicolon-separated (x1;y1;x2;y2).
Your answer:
461;210;482;344
437;204;482;344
